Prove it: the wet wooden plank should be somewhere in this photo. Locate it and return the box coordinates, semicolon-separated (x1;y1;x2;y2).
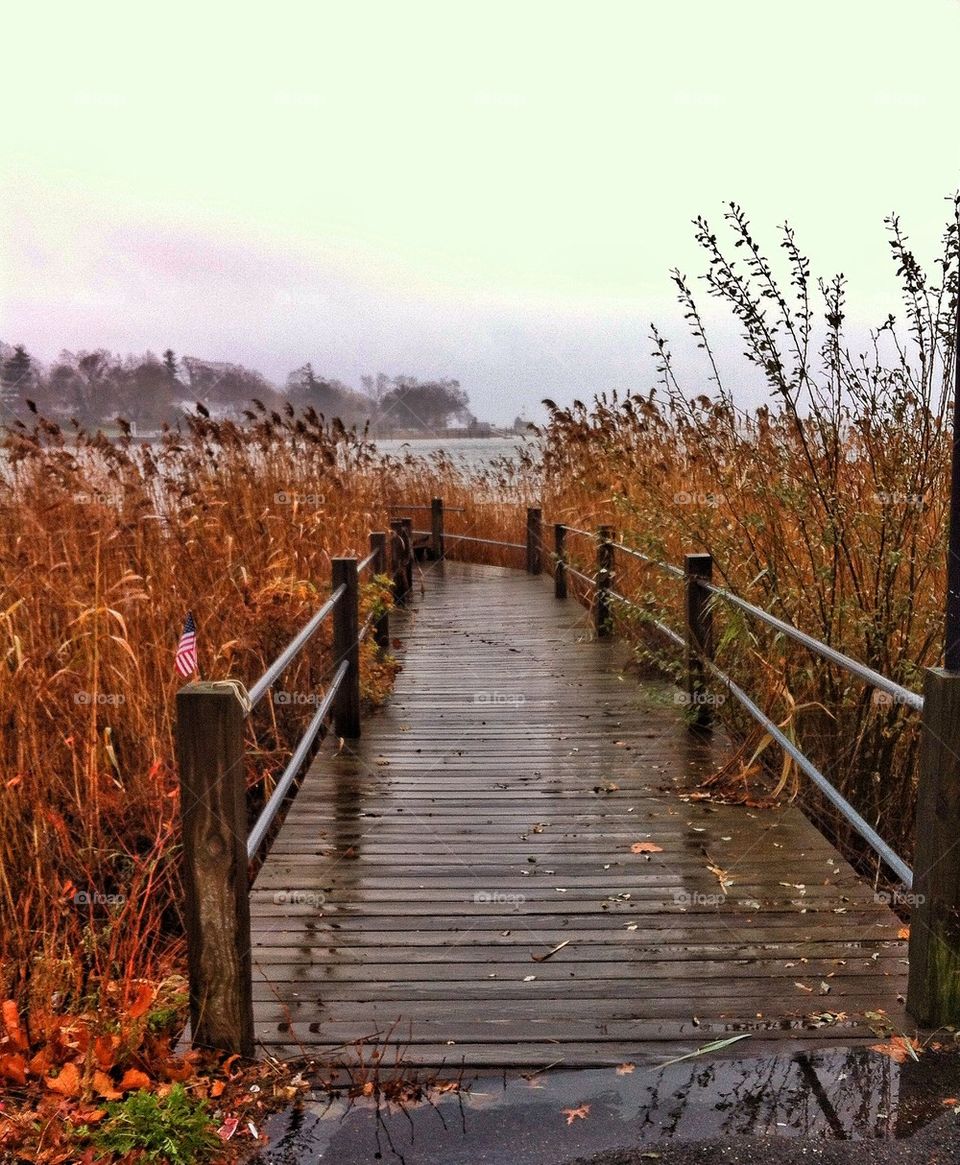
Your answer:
250;561;908;1066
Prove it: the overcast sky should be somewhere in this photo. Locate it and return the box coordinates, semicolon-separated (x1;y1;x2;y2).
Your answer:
2;0;960;422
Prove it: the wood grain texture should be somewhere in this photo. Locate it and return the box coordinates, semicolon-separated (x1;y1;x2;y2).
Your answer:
177;683;254;1055
250;561;907;1066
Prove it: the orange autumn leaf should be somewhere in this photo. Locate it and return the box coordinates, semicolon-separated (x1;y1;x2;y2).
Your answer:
615;1062;635;1075
210;1079;226;1098
631;842;663;854
73;1106;106;1124
120;1068;152;1091
0;1053;27;1085
93;1033;121;1071
562;1104;590;1124
2;1000;27;1051
897;926;910;940
162;1060;195;1083
93;1070;122;1100
125;983;155;1020
28;1048;54;1076
869;1036;921;1064
46;1062;81;1097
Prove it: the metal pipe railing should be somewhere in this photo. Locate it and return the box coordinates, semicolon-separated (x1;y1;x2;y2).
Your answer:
247;586;345;709
608;590;685;649
246;660;350;861
699;579;923;712
613;541;685;580
704;655;913;887
443;532;526;550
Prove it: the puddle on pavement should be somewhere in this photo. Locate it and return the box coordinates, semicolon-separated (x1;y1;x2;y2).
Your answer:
247;1046;960;1164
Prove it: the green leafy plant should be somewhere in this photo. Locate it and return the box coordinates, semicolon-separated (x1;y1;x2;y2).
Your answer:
84;1084;220;1164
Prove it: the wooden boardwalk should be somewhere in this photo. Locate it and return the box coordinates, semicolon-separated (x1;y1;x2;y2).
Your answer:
250;561;908;1067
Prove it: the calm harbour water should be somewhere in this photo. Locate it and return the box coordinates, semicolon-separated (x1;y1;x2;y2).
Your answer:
372;436;539;469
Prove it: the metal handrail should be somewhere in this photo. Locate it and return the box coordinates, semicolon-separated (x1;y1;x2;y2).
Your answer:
558;524;921;711
613;542;686;580
387;503;465;512
699;579;924;712
704;656;913;886
357;549;378;573
246;660;350;860
444;533;526;550
247;585;345;709
563;526;597;540
568;548;916;879
565;564;595;588
357;610;377;644
608;590;685;649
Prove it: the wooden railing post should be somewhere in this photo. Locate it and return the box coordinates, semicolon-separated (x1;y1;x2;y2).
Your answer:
595;526;614;638
176;681;253;1056
389;519;409;604
526;507;542;575
907;669;960;1025
400;517;414;594
332;557;361;738
554;523;567;600
431;497;444;561
369;531;390;650
684;552;713;728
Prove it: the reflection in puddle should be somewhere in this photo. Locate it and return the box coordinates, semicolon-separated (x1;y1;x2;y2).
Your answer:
249;1047;960;1164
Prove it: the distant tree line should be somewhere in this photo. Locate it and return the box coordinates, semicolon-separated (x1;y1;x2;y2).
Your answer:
0;342;486;435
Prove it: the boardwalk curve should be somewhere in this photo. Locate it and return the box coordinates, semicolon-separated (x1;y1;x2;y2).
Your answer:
250;561;907;1067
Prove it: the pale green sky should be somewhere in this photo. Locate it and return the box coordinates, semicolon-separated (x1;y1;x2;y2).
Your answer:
2;0;959;420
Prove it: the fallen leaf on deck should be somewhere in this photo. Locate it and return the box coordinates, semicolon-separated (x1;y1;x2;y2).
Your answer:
562;1104;590;1124
631;842;663;854
616;1063;635;1075
897;926;910;939
870;1035;921;1063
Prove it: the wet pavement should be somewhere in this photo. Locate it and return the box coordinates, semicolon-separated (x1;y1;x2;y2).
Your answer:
246;1046;960;1164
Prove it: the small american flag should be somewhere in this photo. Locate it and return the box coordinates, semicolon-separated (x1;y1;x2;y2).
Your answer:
175;612;198;678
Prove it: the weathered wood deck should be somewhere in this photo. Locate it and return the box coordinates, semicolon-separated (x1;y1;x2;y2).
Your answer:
250;561;908;1067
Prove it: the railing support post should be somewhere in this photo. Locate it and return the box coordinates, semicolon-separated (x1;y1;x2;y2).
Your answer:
369;531;390;649
595;526;614;637
401;517;414;594
431;497;444;561
554;523;567;600
390;519;409;604
526;507;542;575
685;553;713;728
907;668;960;1025
176;681;254;1056
332;557;361;738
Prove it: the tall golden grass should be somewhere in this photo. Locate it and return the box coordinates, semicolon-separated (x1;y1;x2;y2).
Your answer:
439;202;960;877
0;406;432;1008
